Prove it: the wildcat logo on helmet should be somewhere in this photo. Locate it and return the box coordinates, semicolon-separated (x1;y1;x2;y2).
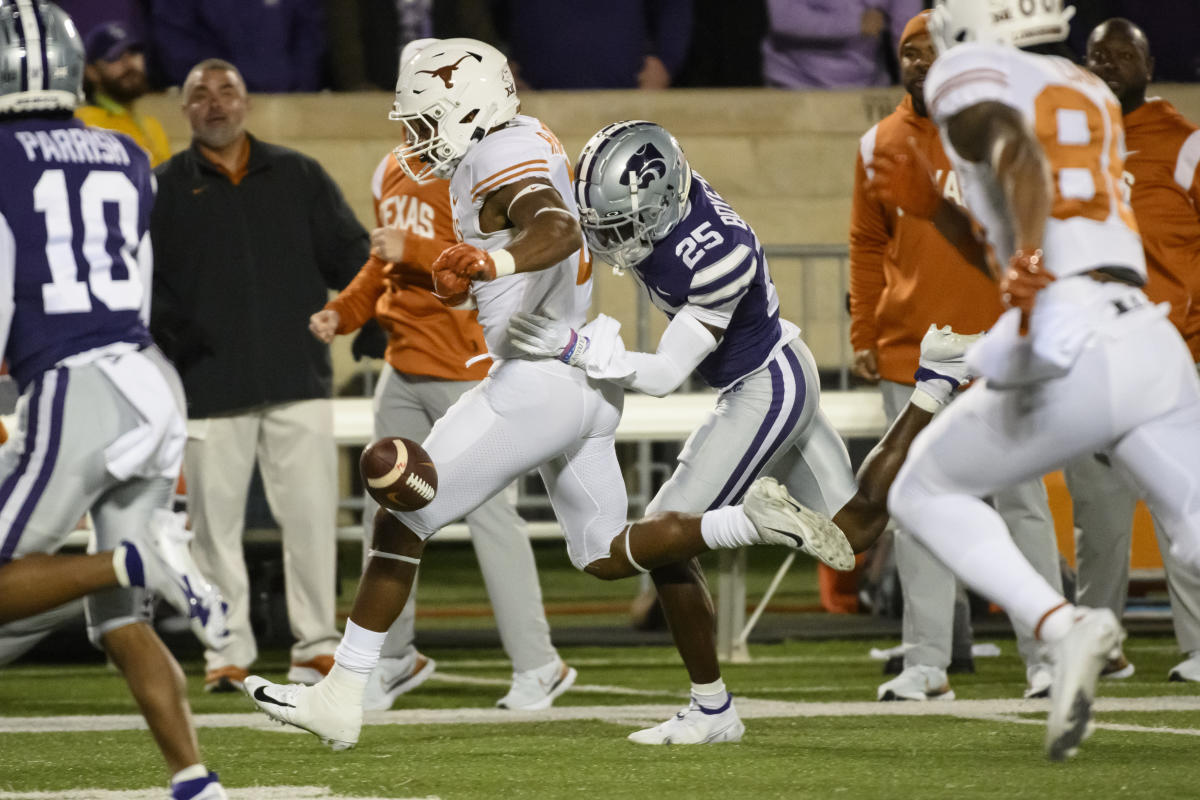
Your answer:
417;53;483;89
618;142;669;190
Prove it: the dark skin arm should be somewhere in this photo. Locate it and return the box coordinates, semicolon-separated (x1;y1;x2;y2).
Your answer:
478;177;583;272
945;101;1052;270
833;403;933;553
930;197;993;279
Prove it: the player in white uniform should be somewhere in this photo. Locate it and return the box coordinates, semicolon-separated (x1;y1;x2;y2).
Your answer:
245;38;855;751
884;0;1200;761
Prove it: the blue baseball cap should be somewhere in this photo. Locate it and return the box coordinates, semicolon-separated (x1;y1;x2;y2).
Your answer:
85;21;143;64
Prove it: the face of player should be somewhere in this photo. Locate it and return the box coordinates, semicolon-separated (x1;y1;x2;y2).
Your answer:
183;68;249;151
87;49;148;105
1086;24;1152;112
900;32;936;117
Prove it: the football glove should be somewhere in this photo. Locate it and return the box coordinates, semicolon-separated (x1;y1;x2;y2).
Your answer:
432;242;500;300
508;312;591;367
1000;248;1055;319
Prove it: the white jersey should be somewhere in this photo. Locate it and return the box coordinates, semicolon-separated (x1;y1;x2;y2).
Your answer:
925;42;1145;281
449;115;586;359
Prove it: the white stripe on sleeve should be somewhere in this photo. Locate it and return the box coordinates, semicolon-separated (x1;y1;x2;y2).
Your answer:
1174;129;1200;195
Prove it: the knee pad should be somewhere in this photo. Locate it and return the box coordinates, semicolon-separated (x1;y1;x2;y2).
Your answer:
85;586;150;650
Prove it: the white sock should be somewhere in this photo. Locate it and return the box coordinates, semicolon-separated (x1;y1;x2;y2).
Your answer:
891;489;1065;636
333;620;387;675
692;678;728;711
1037;603;1076;644
700;505;759;550
171;764;208;785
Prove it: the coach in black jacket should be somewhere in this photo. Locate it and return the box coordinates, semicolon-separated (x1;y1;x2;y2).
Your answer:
150;58;368;693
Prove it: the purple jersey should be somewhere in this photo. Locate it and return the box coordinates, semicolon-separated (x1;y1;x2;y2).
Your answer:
0;118;153;391
632;173;784;388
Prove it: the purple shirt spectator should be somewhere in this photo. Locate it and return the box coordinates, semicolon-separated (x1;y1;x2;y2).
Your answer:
150;0;325;92
57;0;145;39
763;0;921;88
503;0;692;89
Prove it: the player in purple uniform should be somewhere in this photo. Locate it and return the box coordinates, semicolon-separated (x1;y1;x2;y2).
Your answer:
509;120;979;743
0;2;228;798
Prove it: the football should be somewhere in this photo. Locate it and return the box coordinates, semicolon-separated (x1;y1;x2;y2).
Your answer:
359;436;438;512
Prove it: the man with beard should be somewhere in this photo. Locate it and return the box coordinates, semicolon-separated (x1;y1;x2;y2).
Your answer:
850;9;1060;702
1061;16;1200;684
77;21;170;165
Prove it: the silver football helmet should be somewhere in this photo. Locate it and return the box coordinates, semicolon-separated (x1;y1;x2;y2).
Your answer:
0;0;84;115
929;0;1075;55
389;38;519;183
574;121;692;272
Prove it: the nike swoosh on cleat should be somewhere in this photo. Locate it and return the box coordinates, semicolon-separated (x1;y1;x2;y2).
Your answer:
253;686;295;708
765;526;805;548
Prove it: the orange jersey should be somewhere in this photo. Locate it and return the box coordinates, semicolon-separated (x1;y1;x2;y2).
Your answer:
324;154;490;380
849;95;1004;385
1123;99;1200;362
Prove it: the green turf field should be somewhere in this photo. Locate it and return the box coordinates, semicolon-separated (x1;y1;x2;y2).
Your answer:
2;545;1196;799
2;636;1198;800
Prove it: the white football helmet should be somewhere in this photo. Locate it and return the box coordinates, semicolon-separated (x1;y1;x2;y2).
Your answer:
389;38;519;183
928;0;1075;55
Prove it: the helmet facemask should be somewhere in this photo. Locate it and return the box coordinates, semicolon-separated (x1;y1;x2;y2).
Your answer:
388;38;519;184
575;121;691;274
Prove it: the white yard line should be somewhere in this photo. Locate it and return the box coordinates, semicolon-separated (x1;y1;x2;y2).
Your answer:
970;713;1200;737
2;696;1198;735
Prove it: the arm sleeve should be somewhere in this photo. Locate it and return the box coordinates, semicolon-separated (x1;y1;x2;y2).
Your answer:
615;308;719;397
1175;129;1200;210
848;148;889;352
308;162;370;291
149;1;206;87
325;256;387;334
767;0;861;41
648;0;692;76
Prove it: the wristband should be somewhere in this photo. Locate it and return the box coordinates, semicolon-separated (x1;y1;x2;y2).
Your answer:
491;248;516;278
558;329;590;367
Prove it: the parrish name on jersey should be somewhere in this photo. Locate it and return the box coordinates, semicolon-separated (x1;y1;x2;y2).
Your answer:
0;119;153;390
633;173;785;389
12;126;133;166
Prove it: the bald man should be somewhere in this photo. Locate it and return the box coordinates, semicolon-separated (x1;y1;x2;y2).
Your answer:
1068;18;1200;683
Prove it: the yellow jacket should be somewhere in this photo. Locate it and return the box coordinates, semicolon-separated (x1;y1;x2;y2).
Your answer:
76;93;171;166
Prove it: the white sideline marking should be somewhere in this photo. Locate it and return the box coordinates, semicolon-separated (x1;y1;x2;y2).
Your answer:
0;789;438;800
3;696;1199;735
430;672;679;698
972;713;1200;737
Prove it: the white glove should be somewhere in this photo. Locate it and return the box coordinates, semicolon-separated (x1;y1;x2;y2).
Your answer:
508;312;591;367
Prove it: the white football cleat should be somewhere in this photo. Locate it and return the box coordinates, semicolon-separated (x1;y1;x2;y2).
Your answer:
496;658;576;710
362;652;437;711
743;477;855;571
877;665;955;701
123;509;230;651
1168;651;1200;682
1024;663;1053;699
628;694;745;745
1044;606;1123;762
244;672;363;751
916;324;982;391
